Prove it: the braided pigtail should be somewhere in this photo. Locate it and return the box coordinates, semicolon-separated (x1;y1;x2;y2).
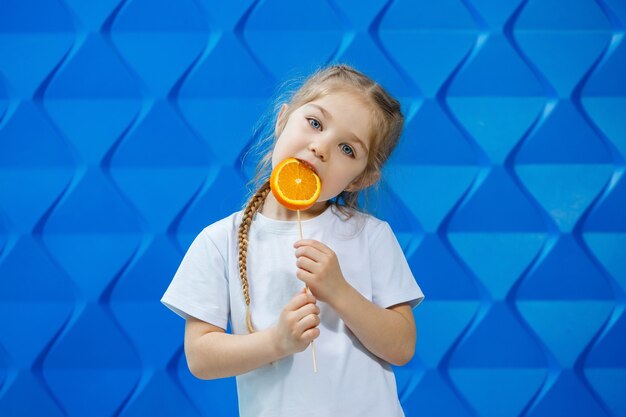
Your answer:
238;179;272;333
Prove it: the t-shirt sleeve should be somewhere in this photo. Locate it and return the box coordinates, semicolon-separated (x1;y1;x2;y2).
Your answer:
160;229;230;330
370;221;425;309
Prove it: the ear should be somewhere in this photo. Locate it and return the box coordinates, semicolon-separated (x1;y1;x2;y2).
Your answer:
345;170;381;192
275;103;289;134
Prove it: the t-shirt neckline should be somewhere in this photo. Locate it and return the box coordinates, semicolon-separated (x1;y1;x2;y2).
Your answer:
253;204;335;234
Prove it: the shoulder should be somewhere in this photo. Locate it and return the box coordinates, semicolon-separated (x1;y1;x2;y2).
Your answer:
196;210;243;246
327;205;389;239
202;210;242;231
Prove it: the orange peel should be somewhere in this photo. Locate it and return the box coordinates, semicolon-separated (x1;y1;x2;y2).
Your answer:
270;157;321;211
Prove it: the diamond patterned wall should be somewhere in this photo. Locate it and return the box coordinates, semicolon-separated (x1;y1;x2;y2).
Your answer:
1;0;625;416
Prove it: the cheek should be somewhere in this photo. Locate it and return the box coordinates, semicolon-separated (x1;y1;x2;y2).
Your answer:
273;126;305;159
319;177;346;200
271;134;291;164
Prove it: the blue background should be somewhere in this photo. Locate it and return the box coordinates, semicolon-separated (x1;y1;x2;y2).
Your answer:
1;0;625;416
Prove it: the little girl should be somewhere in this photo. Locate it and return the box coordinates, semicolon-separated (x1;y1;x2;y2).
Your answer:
161;64;425;416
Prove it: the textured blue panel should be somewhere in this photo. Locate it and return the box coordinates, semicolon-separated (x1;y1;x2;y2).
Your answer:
379;0;477;97
110;0;208;96
243;0;343;80
0;0;74;99
515;0;611;97
0;102;75;232
1;0;625;416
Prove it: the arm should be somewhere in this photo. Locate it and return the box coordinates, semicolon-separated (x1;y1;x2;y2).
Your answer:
294;239;417;366
330;285;416;366
184;318;284;380
185;289;320;380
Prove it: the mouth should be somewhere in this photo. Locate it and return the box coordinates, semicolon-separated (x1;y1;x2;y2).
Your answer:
296;158;318;175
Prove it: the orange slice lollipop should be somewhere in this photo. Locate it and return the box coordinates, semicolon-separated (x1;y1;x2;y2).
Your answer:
270;157;322;211
270;157;322;372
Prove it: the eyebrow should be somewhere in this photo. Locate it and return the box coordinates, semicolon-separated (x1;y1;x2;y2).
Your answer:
308;104;369;154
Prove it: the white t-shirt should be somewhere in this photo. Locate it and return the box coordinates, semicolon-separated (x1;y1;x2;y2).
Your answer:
161;204;425;417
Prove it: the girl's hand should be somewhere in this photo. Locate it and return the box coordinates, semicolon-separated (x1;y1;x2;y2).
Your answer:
294;239;349;305
272;288;320;357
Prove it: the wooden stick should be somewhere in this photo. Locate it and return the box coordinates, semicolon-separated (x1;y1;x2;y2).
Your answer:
297;209;318;373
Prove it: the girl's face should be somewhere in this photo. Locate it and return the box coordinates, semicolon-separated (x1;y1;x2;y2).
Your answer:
271;91;378;203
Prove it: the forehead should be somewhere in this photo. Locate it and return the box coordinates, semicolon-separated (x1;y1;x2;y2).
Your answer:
301;91;374;147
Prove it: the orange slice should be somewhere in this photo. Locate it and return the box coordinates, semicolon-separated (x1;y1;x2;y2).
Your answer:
270;157;322;211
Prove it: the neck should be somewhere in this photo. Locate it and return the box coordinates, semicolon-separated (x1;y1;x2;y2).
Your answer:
260;193;329;221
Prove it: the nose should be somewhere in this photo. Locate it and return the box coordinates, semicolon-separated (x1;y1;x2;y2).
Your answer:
308;139;328;162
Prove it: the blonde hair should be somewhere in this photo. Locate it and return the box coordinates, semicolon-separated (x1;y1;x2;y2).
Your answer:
238;64;404;332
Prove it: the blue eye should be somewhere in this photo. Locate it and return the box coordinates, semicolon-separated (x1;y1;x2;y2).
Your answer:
308;118;321;129
341;144;355;157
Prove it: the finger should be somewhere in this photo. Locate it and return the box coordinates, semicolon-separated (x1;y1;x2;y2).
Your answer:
294;244;325;262
300;326;320;343
295;268;315;287
285;289;316;312
294;302;320;320
296;255;319;273
295;312;320;334
293;239;333;255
